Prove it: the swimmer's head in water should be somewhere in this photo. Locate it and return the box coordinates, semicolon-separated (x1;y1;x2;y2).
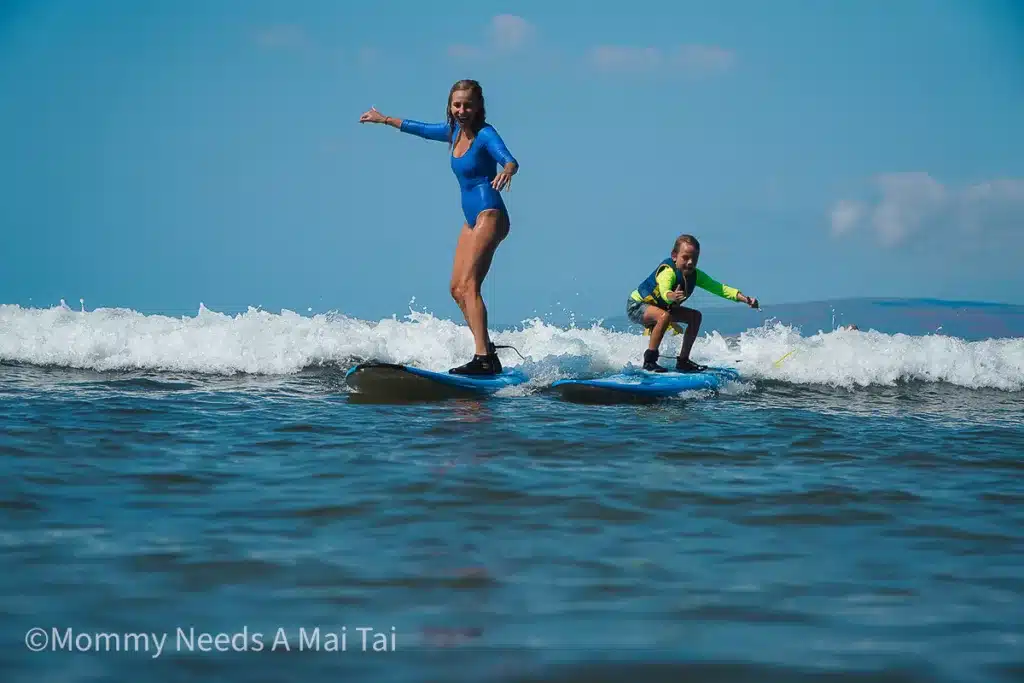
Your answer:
446;79;486;135
672;234;700;274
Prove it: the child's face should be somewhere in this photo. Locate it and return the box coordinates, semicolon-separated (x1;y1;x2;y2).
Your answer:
672;243;699;274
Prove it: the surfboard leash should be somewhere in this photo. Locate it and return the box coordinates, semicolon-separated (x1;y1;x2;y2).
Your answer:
491;343;525;361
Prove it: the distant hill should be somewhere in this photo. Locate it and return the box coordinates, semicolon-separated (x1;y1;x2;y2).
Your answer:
586;297;1024;341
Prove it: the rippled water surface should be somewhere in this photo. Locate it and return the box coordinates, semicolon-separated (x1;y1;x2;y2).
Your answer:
2;358;1022;683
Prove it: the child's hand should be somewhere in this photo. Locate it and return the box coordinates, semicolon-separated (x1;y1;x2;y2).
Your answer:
743;294;760;309
665;290;685;304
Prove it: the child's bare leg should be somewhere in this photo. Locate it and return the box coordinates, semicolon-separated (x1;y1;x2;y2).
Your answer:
644;307;671;351
670;307;706;371
671;307;702;362
640;307;672;371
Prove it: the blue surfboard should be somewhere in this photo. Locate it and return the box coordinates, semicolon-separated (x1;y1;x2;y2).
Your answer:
345;361;529;400
551;365;740;403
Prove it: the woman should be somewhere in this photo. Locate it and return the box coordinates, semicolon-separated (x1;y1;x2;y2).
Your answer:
359;79;519;376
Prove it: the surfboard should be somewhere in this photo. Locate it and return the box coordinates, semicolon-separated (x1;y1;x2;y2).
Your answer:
550;365;740;403
345;361;529;400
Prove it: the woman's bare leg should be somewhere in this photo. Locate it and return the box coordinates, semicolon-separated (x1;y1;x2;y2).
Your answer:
449;209;509;356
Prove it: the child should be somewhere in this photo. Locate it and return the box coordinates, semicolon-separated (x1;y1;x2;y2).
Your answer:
626;234;759;372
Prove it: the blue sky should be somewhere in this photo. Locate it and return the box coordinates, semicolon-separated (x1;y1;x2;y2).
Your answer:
1;0;1022;324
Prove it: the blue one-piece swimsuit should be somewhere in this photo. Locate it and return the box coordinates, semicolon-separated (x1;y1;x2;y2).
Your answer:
399;119;517;227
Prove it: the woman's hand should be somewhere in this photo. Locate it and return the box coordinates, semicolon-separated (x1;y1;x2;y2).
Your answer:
359;106;387;124
492;162;518;191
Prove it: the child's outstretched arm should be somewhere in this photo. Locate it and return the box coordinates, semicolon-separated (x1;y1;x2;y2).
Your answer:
695;270;759;308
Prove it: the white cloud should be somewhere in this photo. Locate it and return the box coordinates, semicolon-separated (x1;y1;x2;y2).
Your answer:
830;199;865;237
490;14;534;51
589;46;662;72
958;178;1024;236
588;44;736;76
670;44;736;75
447;14;534;59
829;173;1024;247
872;172;948;246
252;25;309;50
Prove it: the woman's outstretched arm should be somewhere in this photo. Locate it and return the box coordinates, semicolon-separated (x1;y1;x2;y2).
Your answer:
395;118;452;142
360;106;451;142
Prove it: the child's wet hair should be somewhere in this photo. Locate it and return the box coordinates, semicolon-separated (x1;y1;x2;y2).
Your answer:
672;234;700;255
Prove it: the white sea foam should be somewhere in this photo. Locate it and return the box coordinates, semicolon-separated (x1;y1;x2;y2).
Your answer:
1;302;1022;391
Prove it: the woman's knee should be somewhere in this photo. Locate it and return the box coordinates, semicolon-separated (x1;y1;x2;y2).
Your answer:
450;278;480;303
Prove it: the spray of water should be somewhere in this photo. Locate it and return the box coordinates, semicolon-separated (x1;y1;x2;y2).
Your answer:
1;303;1021;391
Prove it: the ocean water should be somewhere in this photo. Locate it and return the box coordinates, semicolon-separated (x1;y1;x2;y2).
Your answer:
1;300;1022;683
